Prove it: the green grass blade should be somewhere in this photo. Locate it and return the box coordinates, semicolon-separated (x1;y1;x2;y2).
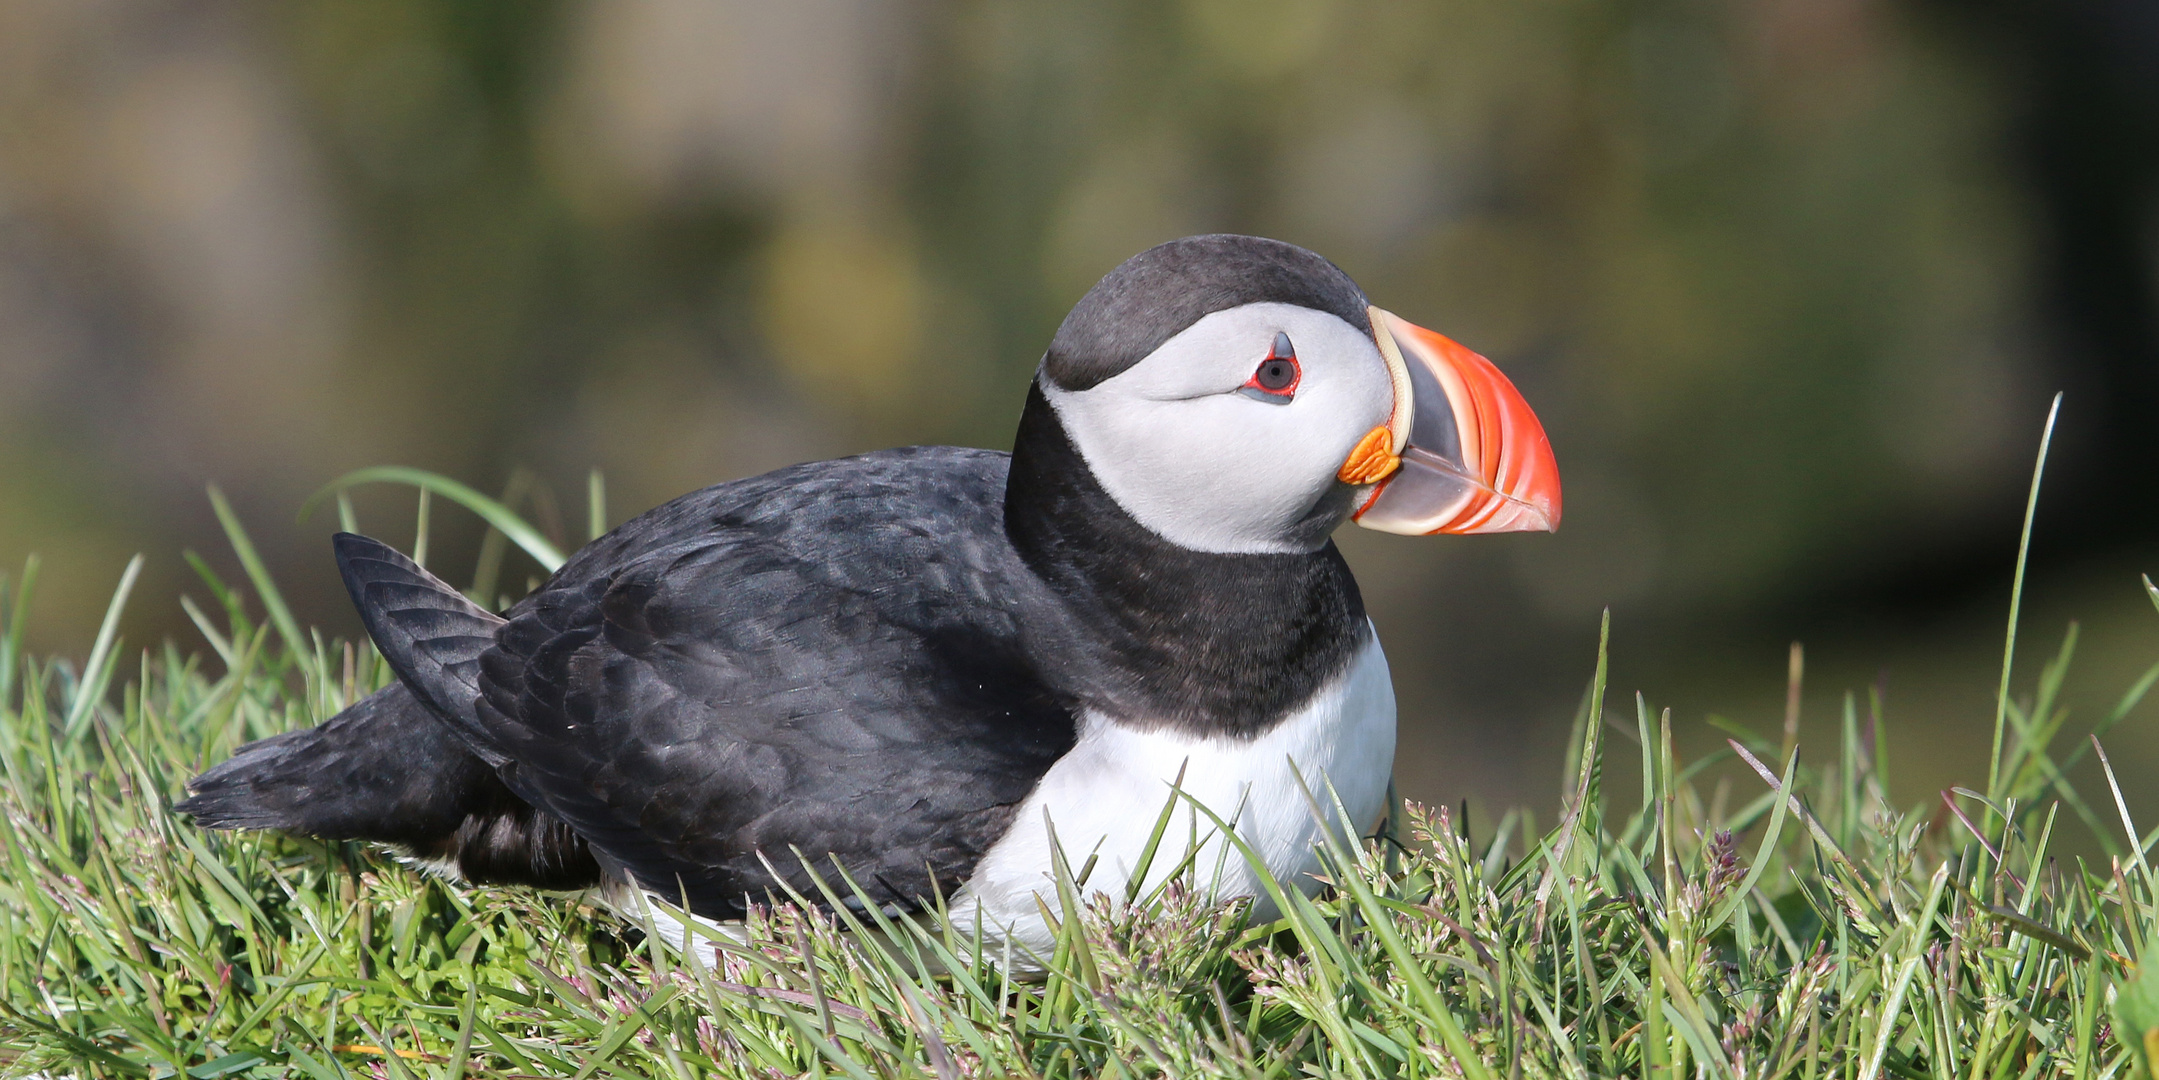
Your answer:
1989;392;2061;806
588;470;607;542
61;554;142;739
208;485;319;683
302;466;566;571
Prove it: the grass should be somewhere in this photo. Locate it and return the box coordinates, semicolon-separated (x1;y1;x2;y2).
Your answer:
7;444;2159;1077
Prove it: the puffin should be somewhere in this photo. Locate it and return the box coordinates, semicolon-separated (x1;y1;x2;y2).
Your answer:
179;234;1560;959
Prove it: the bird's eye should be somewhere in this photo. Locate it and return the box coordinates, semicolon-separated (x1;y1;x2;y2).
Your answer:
1241;332;1299;402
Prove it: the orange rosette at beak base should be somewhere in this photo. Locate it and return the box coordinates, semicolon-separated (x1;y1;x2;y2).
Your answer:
1350;308;1561;536
1335;425;1402;486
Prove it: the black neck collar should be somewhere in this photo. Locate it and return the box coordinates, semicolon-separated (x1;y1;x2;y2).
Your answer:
1002;382;1369;739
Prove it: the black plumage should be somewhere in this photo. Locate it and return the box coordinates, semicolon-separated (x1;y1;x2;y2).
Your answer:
1044;234;1370;391
445;447;1081;916
179;234;1379;921
1004;385;1368;737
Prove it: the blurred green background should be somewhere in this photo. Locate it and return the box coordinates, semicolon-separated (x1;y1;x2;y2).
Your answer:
3;0;2157;821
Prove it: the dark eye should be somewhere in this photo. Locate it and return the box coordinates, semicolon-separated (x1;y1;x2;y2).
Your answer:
1246;332;1299;396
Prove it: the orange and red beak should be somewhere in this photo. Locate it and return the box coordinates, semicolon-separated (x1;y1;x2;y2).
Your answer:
1344;307;1561;535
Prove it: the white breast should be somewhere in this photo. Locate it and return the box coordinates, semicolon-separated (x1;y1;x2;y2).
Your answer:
948;626;1397;962
612;628;1396;967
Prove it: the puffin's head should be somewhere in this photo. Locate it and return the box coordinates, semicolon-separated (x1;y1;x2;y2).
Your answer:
1035;234;1561;555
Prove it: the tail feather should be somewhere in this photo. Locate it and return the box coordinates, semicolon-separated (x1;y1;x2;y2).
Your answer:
177;683;601;887
176;533;604;891
333;532;506;765
176;728;325;832
178;683;498;849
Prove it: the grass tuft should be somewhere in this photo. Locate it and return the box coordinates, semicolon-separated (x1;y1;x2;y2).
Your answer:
2;468;2158;1077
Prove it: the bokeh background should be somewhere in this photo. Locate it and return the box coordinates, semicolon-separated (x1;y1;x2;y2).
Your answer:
4;0;2158;821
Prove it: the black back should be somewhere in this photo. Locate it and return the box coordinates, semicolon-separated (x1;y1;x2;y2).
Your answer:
434;448;1077;917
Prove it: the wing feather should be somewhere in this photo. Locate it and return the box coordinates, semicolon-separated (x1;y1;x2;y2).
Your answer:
461;449;1078;919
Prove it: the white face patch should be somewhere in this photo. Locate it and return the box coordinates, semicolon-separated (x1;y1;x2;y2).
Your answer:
948;628;1397;964
1042;302;1394;554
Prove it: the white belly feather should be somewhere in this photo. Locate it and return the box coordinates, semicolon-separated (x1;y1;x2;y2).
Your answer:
948;627;1396;960
624;627;1398;967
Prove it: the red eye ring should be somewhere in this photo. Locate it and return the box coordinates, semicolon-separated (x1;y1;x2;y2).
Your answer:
1243;332;1300;398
